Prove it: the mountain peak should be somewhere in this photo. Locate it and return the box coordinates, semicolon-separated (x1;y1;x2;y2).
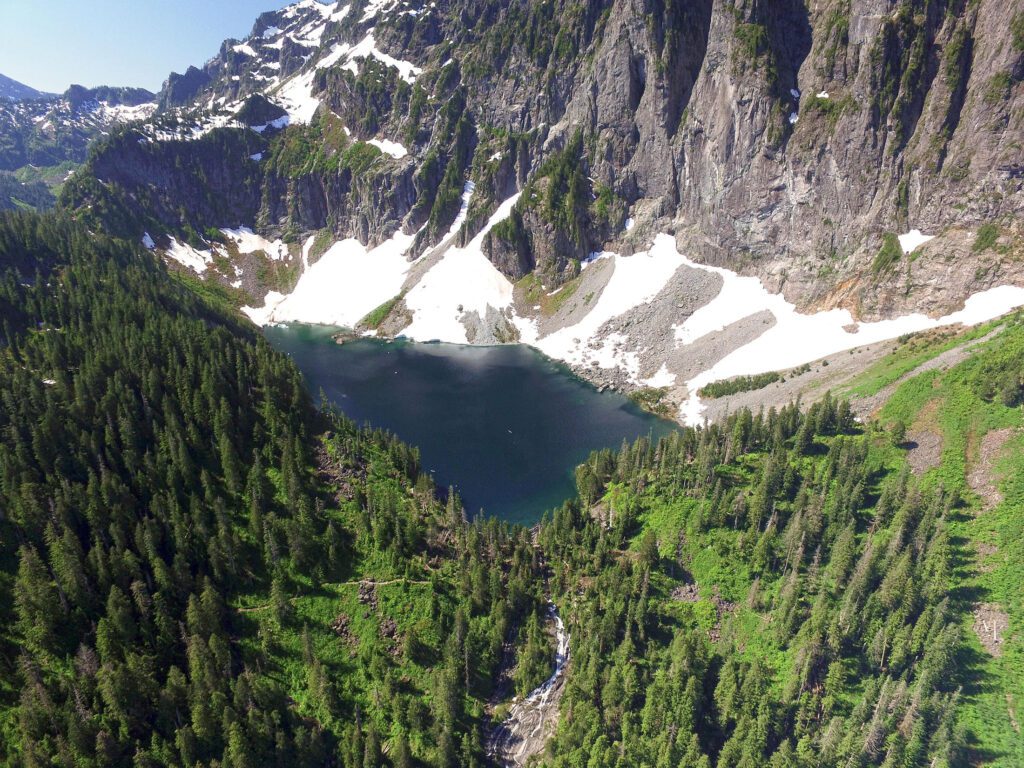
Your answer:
0;73;53;102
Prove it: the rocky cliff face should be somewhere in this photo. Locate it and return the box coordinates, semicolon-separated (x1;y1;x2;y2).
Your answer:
61;0;1024;321
455;0;1024;319
158;0;345;110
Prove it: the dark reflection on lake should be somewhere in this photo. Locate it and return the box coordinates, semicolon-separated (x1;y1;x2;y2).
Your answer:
265;324;678;526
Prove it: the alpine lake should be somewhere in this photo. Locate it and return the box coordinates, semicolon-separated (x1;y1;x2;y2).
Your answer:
265;324;679;526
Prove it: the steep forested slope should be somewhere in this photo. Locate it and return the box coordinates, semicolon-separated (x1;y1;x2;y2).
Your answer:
536;319;1024;766
0;213;547;766
2;0;1024;758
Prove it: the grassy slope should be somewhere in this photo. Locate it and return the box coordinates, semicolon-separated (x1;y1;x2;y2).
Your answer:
599;314;1024;764
845;320;1003;399
878;321;1024;765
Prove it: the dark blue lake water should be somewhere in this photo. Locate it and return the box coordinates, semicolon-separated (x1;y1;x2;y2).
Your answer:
265;325;678;525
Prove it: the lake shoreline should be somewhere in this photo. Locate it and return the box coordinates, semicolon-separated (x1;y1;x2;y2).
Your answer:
265;323;679;525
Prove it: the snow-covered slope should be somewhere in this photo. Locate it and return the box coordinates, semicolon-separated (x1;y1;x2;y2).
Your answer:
243;230;414;327
0;85;155;171
233;216;1024;426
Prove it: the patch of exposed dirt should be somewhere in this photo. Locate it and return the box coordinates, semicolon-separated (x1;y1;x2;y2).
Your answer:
1008;693;1021;734
968;427;1015;512
906;430;943;474
976;541;1000;573
973;602;1010;657
906;400;942;475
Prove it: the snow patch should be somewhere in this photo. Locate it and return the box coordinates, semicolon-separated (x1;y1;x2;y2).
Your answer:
367;138;408;159
360;0;399;22
340;31;422;83
221;228;290;261
441;181;475;241
641;363;676;388
301;234;316;270
297;23;327;45
789;112;799;124
100;102;157;122
898;229;935;254
283;0;334;20
142;232;156;250
581;251;610;271
274;70;320;123
316;43;350;69
252;115;290;133
249;231;415;327
242;291;287;325
401;194;519;343
165;238;213;274
232;43;258;57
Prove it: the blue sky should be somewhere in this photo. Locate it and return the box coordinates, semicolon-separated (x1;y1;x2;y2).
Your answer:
0;0;304;94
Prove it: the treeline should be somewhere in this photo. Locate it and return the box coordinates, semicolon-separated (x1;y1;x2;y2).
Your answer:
541;394;969;767
698;371;781;399
0;211;545;767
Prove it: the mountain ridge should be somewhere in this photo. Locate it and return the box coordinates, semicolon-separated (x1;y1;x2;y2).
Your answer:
0;83;156;176
48;0;1024;425
0;72;52;102
63;0;1024;312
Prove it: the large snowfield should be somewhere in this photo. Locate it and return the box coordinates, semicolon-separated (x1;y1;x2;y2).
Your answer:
243;231;414;328
218;209;1024;425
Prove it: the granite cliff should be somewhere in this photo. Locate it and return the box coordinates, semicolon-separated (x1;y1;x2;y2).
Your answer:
43;0;1024;421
